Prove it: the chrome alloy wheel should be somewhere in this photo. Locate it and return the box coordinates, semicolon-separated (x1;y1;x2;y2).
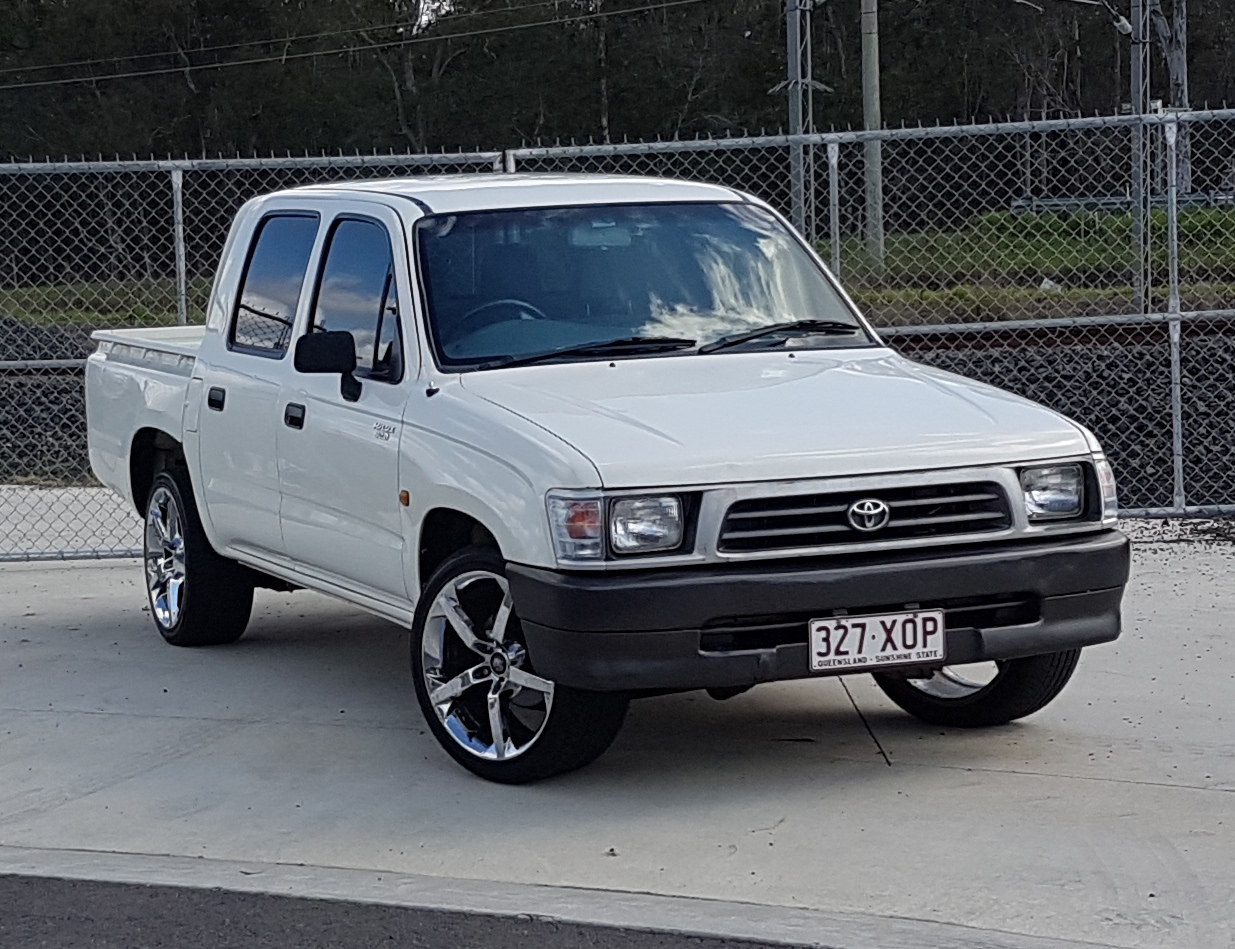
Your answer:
906;661;1001;700
144;485;186;629
421;570;555;761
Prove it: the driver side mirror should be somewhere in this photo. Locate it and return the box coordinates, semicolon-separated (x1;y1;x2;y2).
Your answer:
294;331;362;402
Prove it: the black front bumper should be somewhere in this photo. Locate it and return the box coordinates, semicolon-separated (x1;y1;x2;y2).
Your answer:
507;530;1130;692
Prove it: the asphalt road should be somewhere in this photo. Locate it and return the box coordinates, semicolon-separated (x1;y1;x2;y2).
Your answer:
0;875;789;949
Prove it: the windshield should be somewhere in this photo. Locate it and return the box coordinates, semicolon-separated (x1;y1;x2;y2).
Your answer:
416;202;871;370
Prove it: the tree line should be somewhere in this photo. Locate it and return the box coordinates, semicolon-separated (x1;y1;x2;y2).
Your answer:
0;0;1231;159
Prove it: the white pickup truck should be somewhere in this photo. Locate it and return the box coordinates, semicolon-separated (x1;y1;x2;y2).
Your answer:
87;175;1129;783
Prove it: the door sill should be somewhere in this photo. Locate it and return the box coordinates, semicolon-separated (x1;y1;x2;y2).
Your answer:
228;549;415;628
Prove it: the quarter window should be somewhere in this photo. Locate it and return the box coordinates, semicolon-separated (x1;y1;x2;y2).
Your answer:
230;213;319;356
309;218;403;383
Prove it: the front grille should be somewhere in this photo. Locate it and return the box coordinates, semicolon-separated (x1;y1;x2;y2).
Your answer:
718;481;1013;553
698;594;1040;654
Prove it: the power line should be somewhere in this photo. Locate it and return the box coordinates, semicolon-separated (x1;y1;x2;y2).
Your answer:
0;21;407;77
0;0;603;79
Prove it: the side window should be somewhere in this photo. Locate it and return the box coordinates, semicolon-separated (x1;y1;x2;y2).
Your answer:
230;214;319;356
309;218;403;383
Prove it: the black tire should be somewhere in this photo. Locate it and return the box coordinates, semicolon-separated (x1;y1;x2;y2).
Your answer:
143;468;254;647
411;547;629;784
872;650;1082;728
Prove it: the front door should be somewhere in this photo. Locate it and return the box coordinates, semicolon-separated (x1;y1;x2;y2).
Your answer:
277;211;411;600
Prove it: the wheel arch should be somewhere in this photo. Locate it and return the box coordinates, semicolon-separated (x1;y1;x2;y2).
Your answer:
129;427;187;516
417;508;501;590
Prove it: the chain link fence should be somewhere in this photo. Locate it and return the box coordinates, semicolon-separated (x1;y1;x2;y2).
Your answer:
4;112;1234;560
0;151;502;559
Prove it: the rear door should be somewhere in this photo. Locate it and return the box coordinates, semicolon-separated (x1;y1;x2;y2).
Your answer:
195;212;320;559
276;205;414;600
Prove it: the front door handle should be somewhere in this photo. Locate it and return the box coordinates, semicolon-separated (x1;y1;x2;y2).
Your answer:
284;403;306;429
207;387;226;411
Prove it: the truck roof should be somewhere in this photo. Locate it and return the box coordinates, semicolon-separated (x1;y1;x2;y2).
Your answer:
285;173;748;214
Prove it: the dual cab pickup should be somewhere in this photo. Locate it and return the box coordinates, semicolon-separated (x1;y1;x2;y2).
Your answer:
87;175;1129;783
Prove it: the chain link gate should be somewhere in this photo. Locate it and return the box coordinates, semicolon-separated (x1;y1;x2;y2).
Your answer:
5;112;1235;560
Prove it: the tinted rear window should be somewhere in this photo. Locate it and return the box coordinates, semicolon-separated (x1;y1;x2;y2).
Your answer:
230;214;320;356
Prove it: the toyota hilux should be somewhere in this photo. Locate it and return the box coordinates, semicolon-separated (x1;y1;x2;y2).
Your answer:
85;175;1130;783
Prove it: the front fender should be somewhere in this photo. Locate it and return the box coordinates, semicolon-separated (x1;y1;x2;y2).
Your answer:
398;381;600;593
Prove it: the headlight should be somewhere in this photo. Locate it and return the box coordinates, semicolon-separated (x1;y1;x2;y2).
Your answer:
1020;464;1084;520
610;496;683;554
547;494;603;561
1095;457;1119;521
547;492;686;561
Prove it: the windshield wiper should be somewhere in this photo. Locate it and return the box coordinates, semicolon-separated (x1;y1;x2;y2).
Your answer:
697;319;861;355
474;336;698;371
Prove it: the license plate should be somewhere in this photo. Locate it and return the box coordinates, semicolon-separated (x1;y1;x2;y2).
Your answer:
809;609;946;673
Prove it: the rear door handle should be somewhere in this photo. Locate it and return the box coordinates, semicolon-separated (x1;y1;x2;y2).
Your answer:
284;402;306;429
207;387;226;411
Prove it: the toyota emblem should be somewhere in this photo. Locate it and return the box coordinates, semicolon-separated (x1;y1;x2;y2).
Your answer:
847;498;891;532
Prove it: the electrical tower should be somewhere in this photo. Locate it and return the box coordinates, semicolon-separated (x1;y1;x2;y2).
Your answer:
785;0;815;236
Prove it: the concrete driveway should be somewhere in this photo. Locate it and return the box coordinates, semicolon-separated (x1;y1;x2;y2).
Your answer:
1;527;1232;949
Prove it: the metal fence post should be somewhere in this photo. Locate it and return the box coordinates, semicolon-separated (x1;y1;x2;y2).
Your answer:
861;0;885;268
503;151;517;173
1130;1;1151;315
1165;119;1186;514
170;169;188;326
786;0;805;235
788;142;806;236
1130;116;1151;316
827;140;841;277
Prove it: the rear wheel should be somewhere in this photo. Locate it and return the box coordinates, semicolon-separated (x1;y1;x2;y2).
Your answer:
411;547;629;783
872;651;1081;728
143;468;253;646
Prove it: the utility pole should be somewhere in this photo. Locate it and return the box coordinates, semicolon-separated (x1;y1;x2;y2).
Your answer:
1150;0;1190;192
861;0;885;267
785;0;814;237
1149;0;1188;109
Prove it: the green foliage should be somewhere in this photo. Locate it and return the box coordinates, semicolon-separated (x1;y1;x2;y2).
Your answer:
1;0;1232;157
818;207;1235;323
833;208;1235;289
0;279;209;327
853;282;1235;327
